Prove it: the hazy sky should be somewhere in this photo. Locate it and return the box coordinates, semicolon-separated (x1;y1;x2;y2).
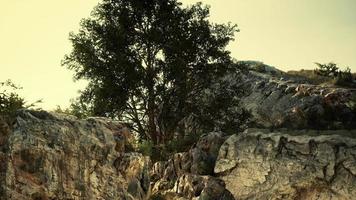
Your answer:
1;0;356;110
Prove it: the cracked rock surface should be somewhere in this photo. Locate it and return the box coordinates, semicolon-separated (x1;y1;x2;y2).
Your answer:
239;70;356;129
1;110;356;199
0;110;150;200
215;128;356;200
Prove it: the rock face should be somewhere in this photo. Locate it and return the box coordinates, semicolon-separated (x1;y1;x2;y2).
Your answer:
239;69;356;129
1;63;356;199
150;132;234;199
1;110;356;200
0;110;150;200
215;129;356;200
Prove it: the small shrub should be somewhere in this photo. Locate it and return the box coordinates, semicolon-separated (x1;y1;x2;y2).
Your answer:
0;80;25;118
165;133;202;154
137;140;154;157
335;67;354;87
315;62;339;77
314;63;355;88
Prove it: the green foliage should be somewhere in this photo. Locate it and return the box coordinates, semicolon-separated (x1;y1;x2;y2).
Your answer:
0;80;41;120
0;80;25;118
63;0;243;144
165;133;201;154
137;132;202;162
314;62;355;87
335;67;354;87
288;63;355;87
315;62;339;77
137;140;154;157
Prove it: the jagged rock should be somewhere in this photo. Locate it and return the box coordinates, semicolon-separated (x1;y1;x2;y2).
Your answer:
150;132;231;199
215;128;356;200
0;110;150;200
239;70;356;129
151;174;234;200
150;132;226;182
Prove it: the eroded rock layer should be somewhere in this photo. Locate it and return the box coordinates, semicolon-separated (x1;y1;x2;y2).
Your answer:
215;129;356;200
0;110;150;200
1;110;356;200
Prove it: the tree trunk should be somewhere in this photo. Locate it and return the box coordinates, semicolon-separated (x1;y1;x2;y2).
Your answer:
147;89;157;144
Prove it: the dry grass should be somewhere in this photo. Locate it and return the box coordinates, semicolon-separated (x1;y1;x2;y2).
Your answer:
286;69;356;88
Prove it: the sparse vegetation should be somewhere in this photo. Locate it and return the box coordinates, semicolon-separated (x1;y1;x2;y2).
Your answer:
286;69;331;85
287;62;356;87
0;80;41;122
0;80;25;118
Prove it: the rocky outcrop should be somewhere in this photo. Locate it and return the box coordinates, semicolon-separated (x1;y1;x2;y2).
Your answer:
1;110;356;200
0;110;150;200
149;132;233;199
215;129;356;200
239;69;356;129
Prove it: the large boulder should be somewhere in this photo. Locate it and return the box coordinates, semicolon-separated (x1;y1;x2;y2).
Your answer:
0;110;150;200
215;129;356;199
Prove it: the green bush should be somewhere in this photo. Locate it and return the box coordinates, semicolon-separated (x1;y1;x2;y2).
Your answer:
314;63;355;88
335;67;354;87
315;62;339;77
0;80;41;122
0;80;25;117
137;132;202;162
165;133;202;155
137;140;154;157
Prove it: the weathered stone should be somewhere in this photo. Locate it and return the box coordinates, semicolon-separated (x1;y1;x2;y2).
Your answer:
150;132;232;199
215;129;356;200
239;69;356;129
0;110;150;200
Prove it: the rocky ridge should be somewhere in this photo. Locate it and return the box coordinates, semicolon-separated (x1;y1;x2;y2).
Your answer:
1;65;356;200
1;110;356;199
239;66;356;129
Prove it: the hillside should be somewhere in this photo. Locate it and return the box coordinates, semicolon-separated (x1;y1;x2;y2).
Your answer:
1;64;356;200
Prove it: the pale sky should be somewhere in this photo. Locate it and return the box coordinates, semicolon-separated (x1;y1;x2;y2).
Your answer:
1;0;355;110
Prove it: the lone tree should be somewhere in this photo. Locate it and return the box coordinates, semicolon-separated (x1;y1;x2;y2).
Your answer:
63;0;238;144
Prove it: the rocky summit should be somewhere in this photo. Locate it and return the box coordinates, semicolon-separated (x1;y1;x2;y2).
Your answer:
0;65;356;200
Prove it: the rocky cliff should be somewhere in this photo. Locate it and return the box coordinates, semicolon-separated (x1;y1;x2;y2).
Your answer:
239;65;356;129
1;110;356;199
0;110;150;200
1;65;356;200
215;129;356;199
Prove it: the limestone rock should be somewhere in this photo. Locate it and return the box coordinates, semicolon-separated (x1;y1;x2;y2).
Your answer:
238;69;356;129
0;110;150;200
150;132;232;199
151;174;234;200
215;129;356;200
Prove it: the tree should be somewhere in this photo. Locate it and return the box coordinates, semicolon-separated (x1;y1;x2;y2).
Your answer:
63;0;238;144
315;62;355;87
315;62;339;77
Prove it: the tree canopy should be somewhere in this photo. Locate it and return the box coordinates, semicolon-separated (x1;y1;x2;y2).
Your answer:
63;0;240;144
